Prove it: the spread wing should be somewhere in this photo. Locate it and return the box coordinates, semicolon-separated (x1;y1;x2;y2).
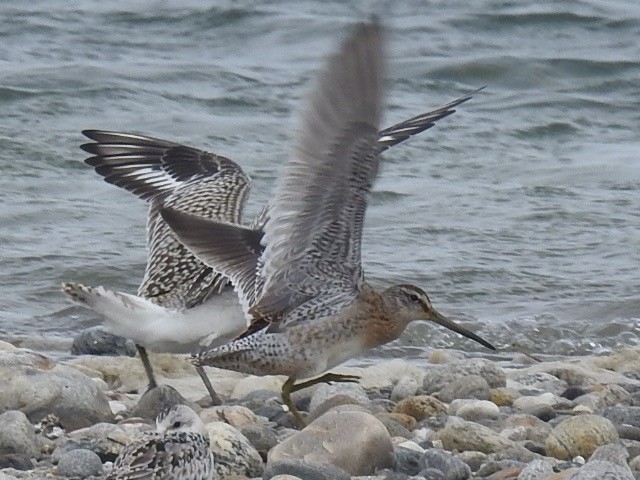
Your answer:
83;131;250;308
252;22;385;325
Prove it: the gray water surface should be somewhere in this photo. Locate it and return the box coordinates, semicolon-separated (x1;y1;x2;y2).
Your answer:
2;0;640;357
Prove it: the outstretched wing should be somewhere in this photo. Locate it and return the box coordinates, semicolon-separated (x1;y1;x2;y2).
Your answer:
83;131;250;308
253;22;385;325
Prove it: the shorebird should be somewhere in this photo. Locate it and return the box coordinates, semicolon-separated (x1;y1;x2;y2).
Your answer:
161;21;495;427
106;404;215;480
62;90;476;401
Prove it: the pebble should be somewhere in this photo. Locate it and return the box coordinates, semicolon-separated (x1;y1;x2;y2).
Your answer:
449;399;500;421
268;410;393;476
421;359;506;396
0;350;114;430
393;395;447;421
0;411;40;459
264;458;351;480
545;414;620;460
515;458;555;480
437;420;517;454
419;449;471;480
70;328;136;356
2;340;639;480
56;449;103;478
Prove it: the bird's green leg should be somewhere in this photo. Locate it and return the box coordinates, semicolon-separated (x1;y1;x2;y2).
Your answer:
136;344;158;390
195;365;223;406
282;373;362;428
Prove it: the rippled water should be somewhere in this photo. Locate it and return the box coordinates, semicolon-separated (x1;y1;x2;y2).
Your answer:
1;0;640;357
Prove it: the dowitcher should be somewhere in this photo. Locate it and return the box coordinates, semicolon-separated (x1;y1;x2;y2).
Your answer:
62;95;475;402
161;21;495;427
106;404;215;480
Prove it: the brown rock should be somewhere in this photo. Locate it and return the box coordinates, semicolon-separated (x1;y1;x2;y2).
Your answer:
393;395;447;421
545;414;620;460
267;410;393;476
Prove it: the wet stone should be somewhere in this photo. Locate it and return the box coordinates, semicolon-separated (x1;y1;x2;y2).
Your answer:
71;328;136;357
56;448;103;478
394;445;423;476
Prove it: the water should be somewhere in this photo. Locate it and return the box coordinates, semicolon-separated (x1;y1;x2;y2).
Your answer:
1;0;640;358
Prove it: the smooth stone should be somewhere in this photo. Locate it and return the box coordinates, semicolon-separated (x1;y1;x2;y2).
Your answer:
419;468;446;479
358;359;425;391
71;328;136;356
516;458;554;480
131;385;196;420
56;448;103;478
0;473;19;480
268;410;393;476
393;396;447;421
206;421;264;478
490;387;521;407
600;406;640;428
0;411;39;458
578;384;633;410
375;414;414;439
449;400;500;421
565;444;634;479
508;372;569;396
0;350;113;430
439;375;491;402
264;459;350;480
61;422;151;462
437;420;517;454
394;445;423;475
240;424;279;460
545;414;620;460
391;376;421;402
419;449;471;480
503;413;553;444
201;405;260;429
590;347;640;378
457;450;488;472
0;454;34;471
422;359;506;395
307;395;365;423
512;392;563;411
309;383;371;412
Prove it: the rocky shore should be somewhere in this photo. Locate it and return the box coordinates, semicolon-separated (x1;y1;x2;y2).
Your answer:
0;336;639;480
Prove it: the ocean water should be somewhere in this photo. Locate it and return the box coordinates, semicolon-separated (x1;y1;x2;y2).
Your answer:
1;0;639;358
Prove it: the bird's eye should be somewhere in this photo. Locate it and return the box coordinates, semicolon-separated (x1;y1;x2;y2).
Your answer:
409;294;420;302
172;421;181;429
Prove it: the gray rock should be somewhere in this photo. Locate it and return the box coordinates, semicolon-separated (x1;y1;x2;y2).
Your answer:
418;449;471;480
57;449;103;478
0;411;39;458
422;359;506;396
510;372;569;396
309;383;371;413
57;422;151;463
268;410;393;476
566;444;634;479
394;445;423;476
240;424;279;460
601;406;640;428
436;375;491;402
264;459;351;480
437;420;516;454
418;467;446;480
206;422;264;478
0;454;34;470
449;400;500;421
0;350;113;430
391;376;421;402
516;459;554;480
377;415;413;439
0;473;19;480
131;385;195;420
71;328;136;356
